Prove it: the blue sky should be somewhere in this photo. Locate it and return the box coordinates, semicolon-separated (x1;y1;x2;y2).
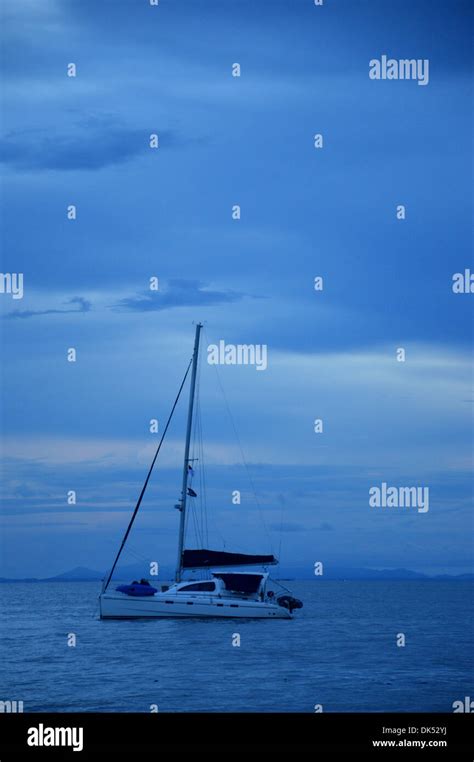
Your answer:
0;0;472;578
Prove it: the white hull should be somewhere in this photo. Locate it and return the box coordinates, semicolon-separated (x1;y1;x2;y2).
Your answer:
100;591;292;619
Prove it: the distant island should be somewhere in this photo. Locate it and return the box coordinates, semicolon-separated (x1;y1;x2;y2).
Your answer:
0;565;472;582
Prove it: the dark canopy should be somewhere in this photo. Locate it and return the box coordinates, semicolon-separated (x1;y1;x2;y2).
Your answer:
213;573;264;594
182;549;277;569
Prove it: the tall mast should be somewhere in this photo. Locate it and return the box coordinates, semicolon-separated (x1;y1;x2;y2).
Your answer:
175;322;202;582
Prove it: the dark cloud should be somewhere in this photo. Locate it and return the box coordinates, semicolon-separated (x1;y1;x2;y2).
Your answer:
0;125;174;172
114;279;245;313
5;296;91;320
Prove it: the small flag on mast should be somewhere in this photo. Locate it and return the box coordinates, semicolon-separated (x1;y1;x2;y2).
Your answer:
187;487;197;498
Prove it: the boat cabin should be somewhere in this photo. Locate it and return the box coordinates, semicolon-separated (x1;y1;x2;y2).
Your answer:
172;572;268;600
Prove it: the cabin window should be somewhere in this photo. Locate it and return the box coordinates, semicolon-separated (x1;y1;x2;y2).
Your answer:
179;582;215;592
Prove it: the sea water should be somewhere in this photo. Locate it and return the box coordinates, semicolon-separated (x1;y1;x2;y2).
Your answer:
1;581;472;713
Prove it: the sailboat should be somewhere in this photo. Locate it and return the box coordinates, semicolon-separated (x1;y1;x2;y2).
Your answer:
99;323;303;619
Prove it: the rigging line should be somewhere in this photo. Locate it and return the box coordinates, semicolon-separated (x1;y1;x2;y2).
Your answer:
199;326;226;548
188;497;200;548
192;373;199;541
188;469;201;548
193;353;206;547
187;383;202;549
188;375;203;548
196;375;205;544
101;537;154;573
116;543;150;567
196;345;209;546
277;498;285;569
200;418;209;545
103;357;193;592
199;402;209;546
101;516;165;567
194;370;203;547
203;327;273;553
184;464;200;548
191;344;209;547
193;398;202;544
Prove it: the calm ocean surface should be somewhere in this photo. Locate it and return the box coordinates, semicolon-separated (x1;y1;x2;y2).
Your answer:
2;581;472;713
